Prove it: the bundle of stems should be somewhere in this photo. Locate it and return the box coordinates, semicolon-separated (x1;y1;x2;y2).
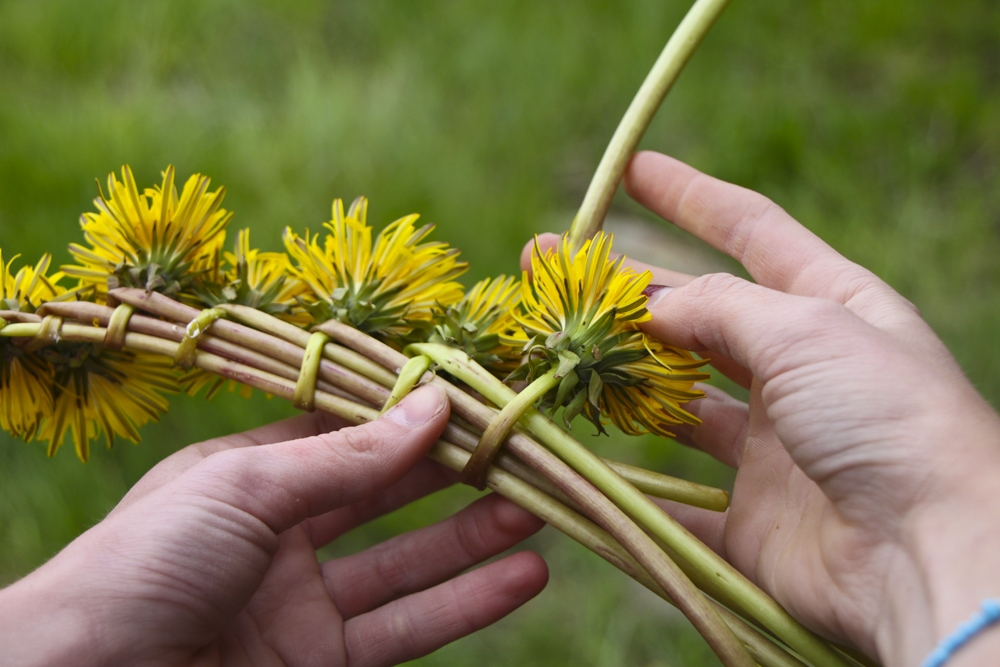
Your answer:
1;288;868;667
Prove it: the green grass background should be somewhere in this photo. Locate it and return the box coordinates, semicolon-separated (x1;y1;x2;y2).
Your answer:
2;1;999;665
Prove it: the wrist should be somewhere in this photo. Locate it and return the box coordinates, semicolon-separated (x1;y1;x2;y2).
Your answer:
0;561;108;667
880;442;1000;666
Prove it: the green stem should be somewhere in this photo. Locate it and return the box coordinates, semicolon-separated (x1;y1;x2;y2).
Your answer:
461;368;561;490
379;354;434;415
103;303;136;350
293;332;331;412
568;0;730;250
605;458;729;512
410;342;852;667
174;307;226;369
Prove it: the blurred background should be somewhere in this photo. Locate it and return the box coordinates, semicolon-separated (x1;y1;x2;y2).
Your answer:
2;1;998;664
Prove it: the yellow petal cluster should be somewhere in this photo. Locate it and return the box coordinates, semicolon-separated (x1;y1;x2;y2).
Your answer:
1;252;63;440
515;232;650;344
38;347;178;461
430;275;523;373
65;165;231;300
511;232;708;438
284;196;467;342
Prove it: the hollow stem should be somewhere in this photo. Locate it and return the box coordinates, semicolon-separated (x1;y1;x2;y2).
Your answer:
604;458;729;512
103;303;135;350
429;440;806;667
461;368;561;490
380;354;433;415
294;332;330;412
174;307;226;369
568;0;731;249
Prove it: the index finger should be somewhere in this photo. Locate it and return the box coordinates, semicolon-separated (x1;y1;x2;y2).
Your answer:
623;151;859;299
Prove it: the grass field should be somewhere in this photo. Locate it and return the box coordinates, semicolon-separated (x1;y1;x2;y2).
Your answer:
2;1;999;665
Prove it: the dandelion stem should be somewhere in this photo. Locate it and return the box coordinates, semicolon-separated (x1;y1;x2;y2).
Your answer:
460;368;561;490
380;354;433;415
293;332;330;412
568;0;730;249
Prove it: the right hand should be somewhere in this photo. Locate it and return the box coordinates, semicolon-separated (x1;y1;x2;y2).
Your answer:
529;151;1000;667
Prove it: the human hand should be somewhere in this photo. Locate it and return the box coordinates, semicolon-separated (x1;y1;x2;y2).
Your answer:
0;385;548;667
526;151;1000;667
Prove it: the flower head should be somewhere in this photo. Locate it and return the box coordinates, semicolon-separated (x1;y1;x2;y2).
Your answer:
510;232;708;437
3;248;178;460
429;275;522;374
65;165;231;301
36;345;178;461
1;251;66;441
284;196;467;343
195;229;306;319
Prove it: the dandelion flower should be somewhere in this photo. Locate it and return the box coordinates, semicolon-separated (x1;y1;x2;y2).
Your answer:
511;232;708;437
430;275;522;374
284;196;467;343
195;229;305;318
2;249;178;460
65;165;231;301
37;345;178;462
0;251;65;441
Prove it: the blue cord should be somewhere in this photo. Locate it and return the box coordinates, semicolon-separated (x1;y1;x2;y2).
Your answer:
922;600;1000;667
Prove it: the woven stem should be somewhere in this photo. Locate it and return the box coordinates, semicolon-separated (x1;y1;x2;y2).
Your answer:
429;440;807;667
460;369;561;490
379;354;434;415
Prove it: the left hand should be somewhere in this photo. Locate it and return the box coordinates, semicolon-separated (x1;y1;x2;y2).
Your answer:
0;385;549;667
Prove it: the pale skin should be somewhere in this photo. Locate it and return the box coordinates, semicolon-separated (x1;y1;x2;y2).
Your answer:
525;151;1000;667
0;385;549;667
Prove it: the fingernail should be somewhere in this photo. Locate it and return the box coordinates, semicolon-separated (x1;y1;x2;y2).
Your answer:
644;284;674;308
383;385;444;426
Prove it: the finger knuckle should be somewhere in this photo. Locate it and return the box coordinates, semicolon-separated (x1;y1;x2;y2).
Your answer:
726;195;785;261
684;272;749;302
371;542;415;597
454;506;492;559
323;424;378;458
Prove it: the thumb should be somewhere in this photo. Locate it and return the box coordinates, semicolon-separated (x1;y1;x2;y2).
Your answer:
178;384;450;535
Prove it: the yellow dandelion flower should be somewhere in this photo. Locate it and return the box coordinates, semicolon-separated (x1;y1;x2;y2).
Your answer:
37;346;178;462
514;232;650;346
284;196;467;343
2;249;178;460
430;275;523;374
64;165;231;301
589;334;709;437
195;229;306;318
0;251;66;441
511;232;708;438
